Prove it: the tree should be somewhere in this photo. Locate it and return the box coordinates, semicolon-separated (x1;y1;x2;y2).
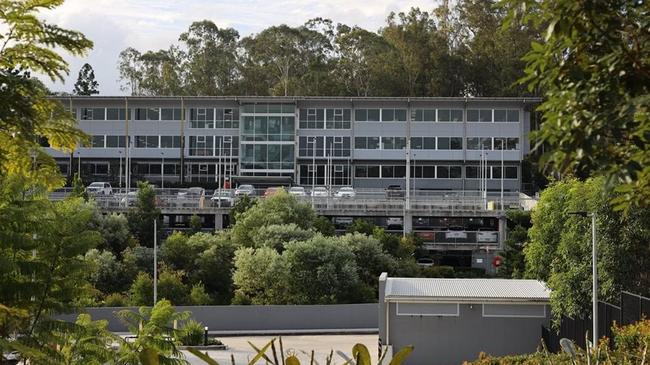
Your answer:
127;181;161;247
313;216;336;236
502;0;650;210
189;283;212;305
525;177;650;322
251;223;315;251
71;172;89;200
128;272;154;306
84;249;132;295
117;47;143;95
73;63;99;95
191;233;237;304
232;247;289;305
347;218;376;235
122;245;155;277
115;300;188;364
498;210;531;278
157;269;189;305
232;190;315;247
283;235;361;304
91;211;133;256
189;214;202;234
179;20;240;95
229;194;256;225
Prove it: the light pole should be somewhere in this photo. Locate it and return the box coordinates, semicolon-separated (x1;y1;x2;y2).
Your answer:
153;217;158;305
311;137;316;199
118;150;123;191
569;211;598;349
77;150;81;177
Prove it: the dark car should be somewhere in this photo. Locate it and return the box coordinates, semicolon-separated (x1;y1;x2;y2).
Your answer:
385;185;405;198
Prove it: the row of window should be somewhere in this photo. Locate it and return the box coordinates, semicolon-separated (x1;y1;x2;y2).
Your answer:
188;136;239;157
75;106;520;123
354;137;519;151
354;165;518;179
241;144;295;170
189;108;239;128
297;136;352;157
241;103;295;114
299;108;352;129
241;116;295;141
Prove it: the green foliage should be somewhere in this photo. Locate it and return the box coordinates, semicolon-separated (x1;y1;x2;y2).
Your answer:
502;0;650;211
116;299;189;365
232;247;289;305
340;233;398;300
73;63;99;95
190;233;237;304
347;218;376;235
123;245;155;277
312;216;335;236
92;212;133;256
189;283;212;305
177;319;204;346
160;232;197;271
420;266;455;278
498;210;532;278
229;194;256;225
189;214;202;234
129;272;154;306
104;293;129;307
283;235;360;304
466;320;650;365
71;172;89;200
232;190;315;247
84;249;133;295
252;223;315;251
127;181;161;247
525;177;650;322
158;269;189;305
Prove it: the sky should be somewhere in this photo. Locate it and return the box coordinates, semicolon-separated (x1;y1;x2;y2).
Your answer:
39;0;438;95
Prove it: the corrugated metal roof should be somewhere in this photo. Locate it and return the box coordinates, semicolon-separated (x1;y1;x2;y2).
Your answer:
384;278;550;302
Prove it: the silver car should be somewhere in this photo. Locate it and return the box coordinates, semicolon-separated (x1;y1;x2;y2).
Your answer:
211;190;234;206
334;186;356;198
311;186;330;197
235;184;255;197
288;186;307;197
86;182;112;195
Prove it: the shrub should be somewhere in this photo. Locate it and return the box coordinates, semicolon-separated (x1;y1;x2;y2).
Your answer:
104;293;128;307
189;283;212;305
421;265;455;278
178;319;204;346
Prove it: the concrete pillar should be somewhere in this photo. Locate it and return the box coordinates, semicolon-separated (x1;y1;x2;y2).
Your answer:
498;214;508;250
214;213;224;231
378;272;388;351
403;212;413;234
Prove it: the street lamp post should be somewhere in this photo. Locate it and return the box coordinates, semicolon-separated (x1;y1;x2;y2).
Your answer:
311;137;316;205
153;217;158;305
118;150;123;191
569;211;598;348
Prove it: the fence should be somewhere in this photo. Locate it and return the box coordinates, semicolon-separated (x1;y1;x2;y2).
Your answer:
542;291;650;352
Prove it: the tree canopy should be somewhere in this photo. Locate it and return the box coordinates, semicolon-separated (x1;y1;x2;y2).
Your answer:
73;63;99;95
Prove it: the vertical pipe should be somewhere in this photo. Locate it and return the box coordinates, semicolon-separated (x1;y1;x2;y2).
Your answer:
153;218;157;305
592;213;598;348
500;147;504;210
161;152;165;190
218;139;223;208
180;97;185;185
124;98;129;192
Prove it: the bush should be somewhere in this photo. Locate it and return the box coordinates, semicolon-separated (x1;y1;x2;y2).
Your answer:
128;272;153;306
178;319;204;346
421;265;455;278
189;283;212;305
104;292;128;307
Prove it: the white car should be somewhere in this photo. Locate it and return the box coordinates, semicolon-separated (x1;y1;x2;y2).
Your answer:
417;258;435;267
235;184;255;197
311;186;330;197
86;182;112;195
120;191;138;207
177;187;205;199
211;190;234;206
334;186;356;198
288;186;307;197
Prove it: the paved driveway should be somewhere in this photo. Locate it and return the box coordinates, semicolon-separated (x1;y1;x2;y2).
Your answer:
183;334;378;365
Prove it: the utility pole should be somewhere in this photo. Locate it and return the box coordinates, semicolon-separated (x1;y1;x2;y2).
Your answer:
161;151;165;190
153;218;158;305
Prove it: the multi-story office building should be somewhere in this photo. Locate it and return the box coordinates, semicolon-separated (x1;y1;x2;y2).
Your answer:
48;96;540;191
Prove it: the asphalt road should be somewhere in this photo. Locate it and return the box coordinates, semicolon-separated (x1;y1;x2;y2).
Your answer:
182;334;378;365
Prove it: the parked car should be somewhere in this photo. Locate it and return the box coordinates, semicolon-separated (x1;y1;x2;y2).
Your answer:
288;186;307;197
234;184;255;197
334;186;356;198
417;258;435;267
333;216;354;228
264;186;282;197
211;190;234;207
177;187;205;199
311;186;330;197
86;182;112;195
385;185;405;198
120;191;138;207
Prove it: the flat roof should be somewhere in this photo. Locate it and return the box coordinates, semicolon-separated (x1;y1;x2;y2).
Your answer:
51;95;543;104
384;277;550;303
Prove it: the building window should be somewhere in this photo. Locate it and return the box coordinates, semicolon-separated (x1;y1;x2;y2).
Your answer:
215;108;239;128
466;166;479;179
381;109;407;122
494;109;520;123
438;109;463;122
382;137;406;150
411;109;436;122
189;136;214;156
325;108;351;129
106;135;126;148
325;136;351;157
354;165;380;178
215;136;240;156
190;108;215;128
482;304;545;318
382;165;406;178
354;137;380;150
160;108;182;121
505;166;518;179
135;136;159;148
106;108;129;120
436;165;461;179
354;109;380;122
160;136;181;148
90;135;105;148
467;109;493;122
80;108;105;120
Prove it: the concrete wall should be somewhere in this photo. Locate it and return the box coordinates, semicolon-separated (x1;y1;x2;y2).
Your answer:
382;302;549;365
58;304;378;334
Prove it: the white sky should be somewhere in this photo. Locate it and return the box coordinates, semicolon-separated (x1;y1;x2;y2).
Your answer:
39;0;438;95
